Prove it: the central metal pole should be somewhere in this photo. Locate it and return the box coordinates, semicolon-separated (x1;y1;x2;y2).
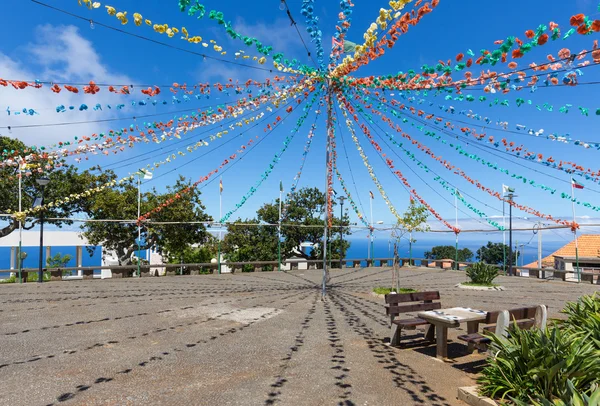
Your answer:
323;84;334;298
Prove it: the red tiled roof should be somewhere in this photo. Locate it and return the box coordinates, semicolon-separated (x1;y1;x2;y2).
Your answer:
523;234;600;268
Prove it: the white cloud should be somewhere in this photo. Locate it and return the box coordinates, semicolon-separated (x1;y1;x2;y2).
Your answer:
0;24;133;146
194;17;312;84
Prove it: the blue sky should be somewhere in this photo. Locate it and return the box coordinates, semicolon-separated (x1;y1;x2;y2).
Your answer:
2;0;600;247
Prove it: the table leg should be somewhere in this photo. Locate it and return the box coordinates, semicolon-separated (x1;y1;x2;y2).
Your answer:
466;321;480;353
424;324;435;342
435;324;448;359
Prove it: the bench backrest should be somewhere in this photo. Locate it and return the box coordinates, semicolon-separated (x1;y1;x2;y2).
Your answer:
485;306;539;324
483;305;548;335
384;291;441;316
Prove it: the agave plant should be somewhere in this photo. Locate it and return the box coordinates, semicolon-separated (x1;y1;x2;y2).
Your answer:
560;294;600;348
478;326;600;403
465;262;499;285
512;381;600;406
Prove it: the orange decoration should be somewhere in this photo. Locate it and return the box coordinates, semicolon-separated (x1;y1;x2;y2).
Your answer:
569;14;585;27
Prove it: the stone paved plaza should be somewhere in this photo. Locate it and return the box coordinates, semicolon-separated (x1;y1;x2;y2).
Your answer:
1;268;598;406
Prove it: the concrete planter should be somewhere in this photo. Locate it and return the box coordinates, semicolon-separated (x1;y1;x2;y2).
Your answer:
456;283;505;291
457;386;497;406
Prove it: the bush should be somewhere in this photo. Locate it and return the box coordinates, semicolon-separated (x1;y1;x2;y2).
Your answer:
479;294;600;404
465;262;499;286
560;293;600;344
372;287;417;295
479;326;600;403
514;380;600;406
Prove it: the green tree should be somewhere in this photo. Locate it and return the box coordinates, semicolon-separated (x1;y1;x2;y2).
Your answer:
476;241;517;267
397;200;430;262
0;137;112;239
222;218;278;271
257;187;351;260
424;245;473;262
46;253;73;268
82;175;212;265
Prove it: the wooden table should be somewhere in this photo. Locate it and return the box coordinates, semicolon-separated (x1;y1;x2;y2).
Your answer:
417;307;487;359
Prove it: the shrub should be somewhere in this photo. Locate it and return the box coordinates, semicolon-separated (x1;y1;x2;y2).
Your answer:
372;287;417;295
560;293;600;347
513;380;600;406
465;262;499;285
478;326;600;403
479;294;600;404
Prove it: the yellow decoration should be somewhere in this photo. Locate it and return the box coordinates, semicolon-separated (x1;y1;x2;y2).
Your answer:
332;0;413;77
76;1;268;65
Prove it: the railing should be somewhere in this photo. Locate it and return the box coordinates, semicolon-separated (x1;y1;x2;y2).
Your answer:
1;258;597;284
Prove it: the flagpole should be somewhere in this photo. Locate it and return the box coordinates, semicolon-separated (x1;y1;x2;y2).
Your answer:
369;193;373;262
278;181;282;272
502;196;506;273
137;175;141;278
571;177;580;282
18;169;23;284
454;190;459;271
218;177;222;275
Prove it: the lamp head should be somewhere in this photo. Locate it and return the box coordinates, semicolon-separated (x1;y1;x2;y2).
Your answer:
36;177;50;187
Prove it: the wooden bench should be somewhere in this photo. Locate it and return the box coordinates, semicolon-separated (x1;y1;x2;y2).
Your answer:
457;305;547;351
581;272;597;284
385;291;441;347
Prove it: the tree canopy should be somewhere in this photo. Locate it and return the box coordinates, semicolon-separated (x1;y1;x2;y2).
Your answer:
223;187;351;262
82;175;212;264
476;242;517;266
424;245;474;262
0;136;114;239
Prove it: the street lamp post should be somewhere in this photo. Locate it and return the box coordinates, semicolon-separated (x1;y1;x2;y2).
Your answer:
36;177;50;283
338;196;346;269
507;193;515;276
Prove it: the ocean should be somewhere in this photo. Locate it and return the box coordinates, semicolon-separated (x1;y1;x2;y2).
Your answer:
0;235;566;280
343;236;565;267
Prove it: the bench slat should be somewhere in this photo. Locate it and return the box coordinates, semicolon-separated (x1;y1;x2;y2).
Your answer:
386;302;441;315
392;317;429;328
486;306;539;323
482;319;535;333
457;333;491;344
384;291;440;304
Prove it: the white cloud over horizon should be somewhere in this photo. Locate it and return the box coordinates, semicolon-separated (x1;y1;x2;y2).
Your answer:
0;24;133;146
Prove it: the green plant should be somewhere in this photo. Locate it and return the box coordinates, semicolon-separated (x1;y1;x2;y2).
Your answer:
465;262;499;286
0;274;16;284
512;380;600;406
479;326;600;403
560;294;600;348
372;287;417;295
46;253;73;276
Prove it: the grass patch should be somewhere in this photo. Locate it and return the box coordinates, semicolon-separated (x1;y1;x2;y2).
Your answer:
372;287;417;295
461;281;499;287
